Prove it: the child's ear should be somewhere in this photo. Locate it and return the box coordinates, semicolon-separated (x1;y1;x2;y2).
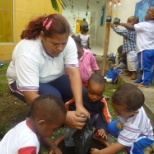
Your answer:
133;110;139;115
37;120;46;128
40;31;45;40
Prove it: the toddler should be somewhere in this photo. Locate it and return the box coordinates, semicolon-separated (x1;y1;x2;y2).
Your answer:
119;7;154;88
66;74;111;146
91;83;154;154
0;94;66;154
111;16;139;80
72;35;99;85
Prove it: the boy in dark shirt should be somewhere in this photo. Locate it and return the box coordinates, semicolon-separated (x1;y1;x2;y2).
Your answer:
65;74;111;145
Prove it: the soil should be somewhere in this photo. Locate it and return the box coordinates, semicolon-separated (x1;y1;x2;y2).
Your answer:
0;67;29;138
0;63;125;154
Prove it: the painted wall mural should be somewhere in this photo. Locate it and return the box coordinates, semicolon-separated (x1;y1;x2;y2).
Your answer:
134;0;154;22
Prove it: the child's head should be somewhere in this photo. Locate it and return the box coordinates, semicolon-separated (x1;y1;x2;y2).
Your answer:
72;35;84;59
87;74;106;102
117;45;123;58
80;25;89;33
111;83;144;118
30;94;66;137
127;16;139;25
145;6;154;21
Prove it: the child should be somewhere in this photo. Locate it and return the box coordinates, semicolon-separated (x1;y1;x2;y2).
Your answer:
79;25;91;49
111;16;139;80
65;74;111;146
119;7;154;88
91;83;154;154
105;45;128;83
72;36;99;85
0;94;66;154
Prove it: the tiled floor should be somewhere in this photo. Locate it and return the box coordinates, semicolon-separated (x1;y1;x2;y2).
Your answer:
90;44;103;56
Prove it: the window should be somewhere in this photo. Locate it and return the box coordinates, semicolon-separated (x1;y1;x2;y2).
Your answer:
0;0;13;43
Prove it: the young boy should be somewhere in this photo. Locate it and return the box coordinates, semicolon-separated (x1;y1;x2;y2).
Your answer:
65;74;111;145
72;36;99;85
119;7;154;88
111;16;139;80
0;94;66;154
91;83;154;154
105;45;128;83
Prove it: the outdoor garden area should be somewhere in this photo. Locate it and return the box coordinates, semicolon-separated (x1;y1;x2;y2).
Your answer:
0;62;129;154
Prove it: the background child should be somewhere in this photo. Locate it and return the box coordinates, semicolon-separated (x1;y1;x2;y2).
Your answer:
105;45;128;83
65;74;111;146
119;7;154;88
111;16;139;80
72;36;99;85
0;94;66;154
78;25;91;49
91;83;154;154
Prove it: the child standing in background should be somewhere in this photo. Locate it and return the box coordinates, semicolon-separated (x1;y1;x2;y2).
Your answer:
91;83;154;154
111;16;139;80
72;36;99;85
79;25;91;49
0;94;66;154
119;7;154;88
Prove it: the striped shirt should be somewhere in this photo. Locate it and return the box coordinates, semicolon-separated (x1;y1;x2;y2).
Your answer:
113;27;136;53
118;107;154;147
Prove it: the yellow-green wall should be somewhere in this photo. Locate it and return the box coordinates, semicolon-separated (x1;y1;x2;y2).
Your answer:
0;0;61;62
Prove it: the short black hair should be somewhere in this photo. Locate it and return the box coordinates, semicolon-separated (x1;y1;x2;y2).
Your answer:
117;45;123;53
111;83;145;111
80;25;89;33
72;35;82;47
31;94;66;122
88;74;106;86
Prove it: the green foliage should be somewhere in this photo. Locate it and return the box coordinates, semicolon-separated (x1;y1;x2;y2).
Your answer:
50;0;67;12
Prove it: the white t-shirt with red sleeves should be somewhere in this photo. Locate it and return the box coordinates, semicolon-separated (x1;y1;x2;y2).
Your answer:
118;107;154;147
0;120;40;154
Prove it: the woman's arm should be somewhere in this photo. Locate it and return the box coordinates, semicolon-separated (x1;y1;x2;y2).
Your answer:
67;67;89;116
22;91;39;105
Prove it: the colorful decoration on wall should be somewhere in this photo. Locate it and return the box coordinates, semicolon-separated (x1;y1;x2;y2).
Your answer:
135;0;154;22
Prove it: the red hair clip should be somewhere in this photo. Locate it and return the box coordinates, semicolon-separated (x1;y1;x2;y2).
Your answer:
45;20;52;30
43;18;48;27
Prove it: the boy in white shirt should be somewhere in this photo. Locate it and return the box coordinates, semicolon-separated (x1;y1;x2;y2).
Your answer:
0;94;66;154
91;83;154;154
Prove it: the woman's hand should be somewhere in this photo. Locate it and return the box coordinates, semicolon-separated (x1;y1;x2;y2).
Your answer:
49;146;62;154
65;111;87;130
76;105;90;118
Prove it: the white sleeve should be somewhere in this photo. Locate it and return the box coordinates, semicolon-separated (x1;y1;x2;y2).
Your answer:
118;123;140;147
63;36;78;65
18;131;40;153
134;22;145;32
16;55;39;91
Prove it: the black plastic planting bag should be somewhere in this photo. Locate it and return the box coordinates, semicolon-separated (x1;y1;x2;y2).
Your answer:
73;118;94;154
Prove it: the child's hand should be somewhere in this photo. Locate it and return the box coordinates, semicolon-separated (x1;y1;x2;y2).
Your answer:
49;145;62;154
90;148;100;154
95;128;107;139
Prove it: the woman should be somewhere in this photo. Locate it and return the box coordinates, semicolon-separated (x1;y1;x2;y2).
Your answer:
6;14;89;130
